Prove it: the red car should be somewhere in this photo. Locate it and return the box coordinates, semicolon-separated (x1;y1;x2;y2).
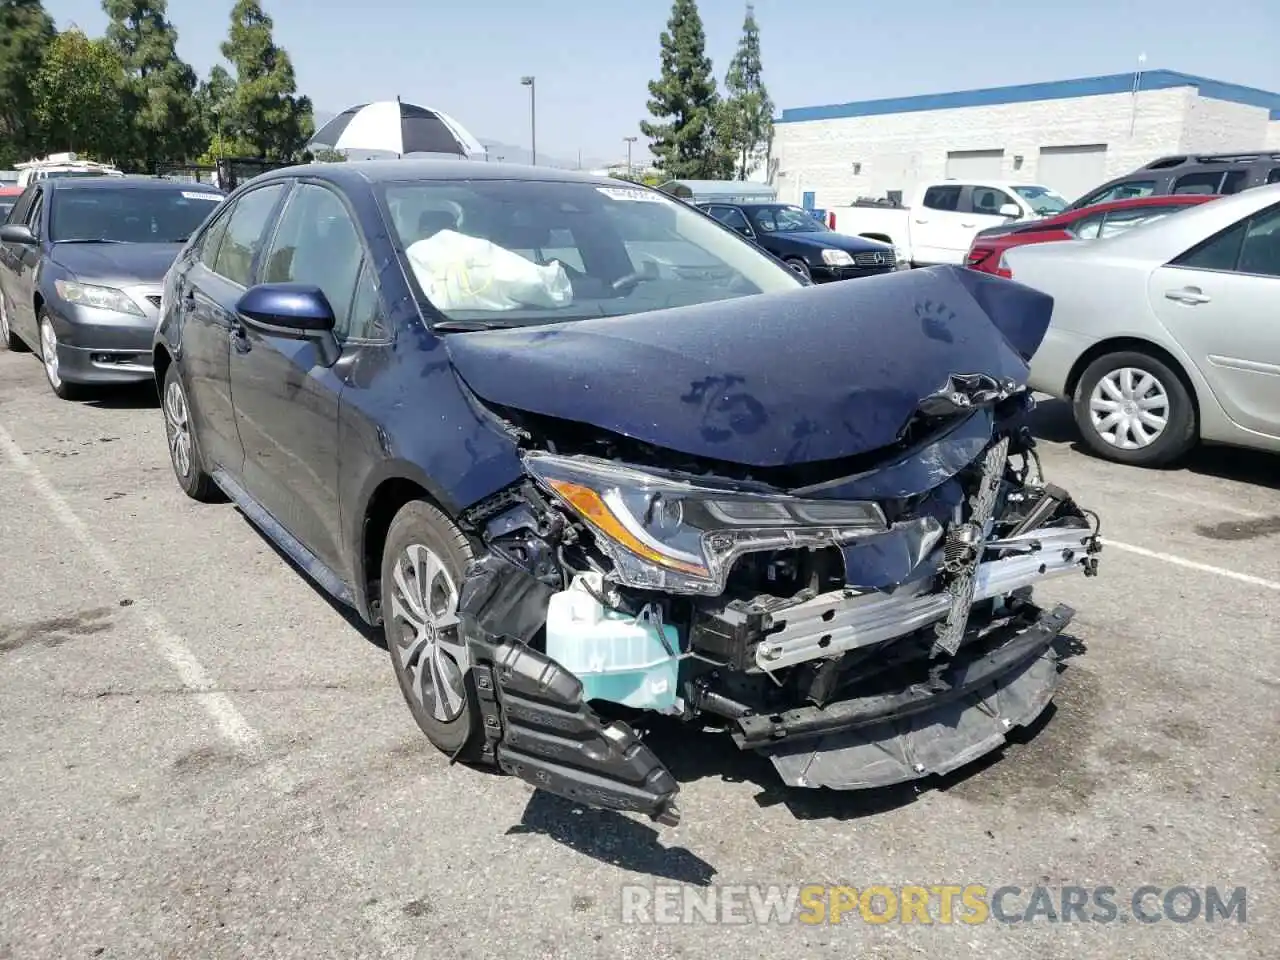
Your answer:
0;185;22;222
965;194;1218;278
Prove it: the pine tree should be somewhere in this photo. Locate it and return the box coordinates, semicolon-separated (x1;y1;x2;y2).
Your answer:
722;4;774;181
0;0;56;165
640;0;725;180
218;0;313;160
102;0;202;169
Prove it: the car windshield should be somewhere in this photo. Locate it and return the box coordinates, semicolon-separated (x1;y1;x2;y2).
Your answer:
750;205;826;233
1012;185;1068;215
381;179;804;328
49;187;223;243
44;169;116;179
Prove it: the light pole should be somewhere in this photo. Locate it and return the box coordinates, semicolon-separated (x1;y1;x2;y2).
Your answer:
624;136;637;179
520;76;536;165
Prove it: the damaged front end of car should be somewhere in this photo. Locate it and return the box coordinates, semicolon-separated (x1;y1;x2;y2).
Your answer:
446;266;1102;827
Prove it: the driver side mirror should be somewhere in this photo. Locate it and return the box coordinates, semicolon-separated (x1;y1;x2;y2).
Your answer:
0;223;36;245
235;283;340;366
998;203;1022;219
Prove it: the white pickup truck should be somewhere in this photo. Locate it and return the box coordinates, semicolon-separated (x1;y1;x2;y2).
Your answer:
828;179;1068;267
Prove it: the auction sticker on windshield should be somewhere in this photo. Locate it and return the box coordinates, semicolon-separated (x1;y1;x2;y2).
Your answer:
182;192;222;201
596;186;664;203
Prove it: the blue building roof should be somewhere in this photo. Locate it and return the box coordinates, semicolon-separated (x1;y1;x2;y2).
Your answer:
777;70;1280;124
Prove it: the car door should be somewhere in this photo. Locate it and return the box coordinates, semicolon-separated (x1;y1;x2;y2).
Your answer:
1148;201;1280;436
229;180;366;575
909;185;967;265
0;186;36;330
176;182;290;477
10;187;46;341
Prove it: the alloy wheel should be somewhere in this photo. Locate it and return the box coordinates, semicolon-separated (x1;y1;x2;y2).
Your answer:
388;543;468;723
163;378;192;479
1088;366;1170;450
40;318;60;388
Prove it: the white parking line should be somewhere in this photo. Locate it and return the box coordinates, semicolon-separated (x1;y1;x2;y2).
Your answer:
1103;539;1280;592
0;422;411;955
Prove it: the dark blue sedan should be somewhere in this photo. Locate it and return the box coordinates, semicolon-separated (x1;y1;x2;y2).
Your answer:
153;160;1097;826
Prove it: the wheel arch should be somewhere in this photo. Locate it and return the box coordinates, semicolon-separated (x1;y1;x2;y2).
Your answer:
1064;336;1201;427
352;467;463;626
152;343;172;401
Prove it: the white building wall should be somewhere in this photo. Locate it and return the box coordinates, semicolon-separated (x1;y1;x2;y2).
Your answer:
1178;97;1271;151
1265;120;1280;149
772;87;1279;208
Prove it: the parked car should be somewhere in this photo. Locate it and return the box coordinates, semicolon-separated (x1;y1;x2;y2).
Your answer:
827;180;1066;266
1004;182;1280;467
0;185;22;222
1068;152;1280;211
0;177;224;397
966;194;1217;278
15;151;125;188
697;200;901;280
153;160;1101;826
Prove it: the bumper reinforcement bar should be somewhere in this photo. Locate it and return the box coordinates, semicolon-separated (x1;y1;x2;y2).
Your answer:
734;602;1074;747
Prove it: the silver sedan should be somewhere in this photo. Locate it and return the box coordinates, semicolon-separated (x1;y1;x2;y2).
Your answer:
1004;183;1280;467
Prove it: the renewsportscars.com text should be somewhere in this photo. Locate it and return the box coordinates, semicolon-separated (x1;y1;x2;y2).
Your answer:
619;884;1247;925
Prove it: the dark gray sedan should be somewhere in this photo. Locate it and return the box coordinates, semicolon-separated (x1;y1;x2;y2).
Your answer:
0;177;224;399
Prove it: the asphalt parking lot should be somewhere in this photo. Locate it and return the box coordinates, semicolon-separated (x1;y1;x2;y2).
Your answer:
0;346;1276;960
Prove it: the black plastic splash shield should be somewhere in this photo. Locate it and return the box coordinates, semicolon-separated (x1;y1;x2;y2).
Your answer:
745;603;1074;790
458;554;682;825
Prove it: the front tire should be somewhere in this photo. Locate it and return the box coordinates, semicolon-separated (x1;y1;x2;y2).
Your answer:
1;294;26;351
785;257;812;281
381;500;481;759
39;312;86;400
1072;350;1197;467
162;363;221;502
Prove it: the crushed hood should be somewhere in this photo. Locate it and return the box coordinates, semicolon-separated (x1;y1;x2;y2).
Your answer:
444;265;1053;469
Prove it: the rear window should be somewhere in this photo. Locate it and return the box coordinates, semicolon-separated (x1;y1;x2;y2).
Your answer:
922;186;961;211
1080;180;1156;207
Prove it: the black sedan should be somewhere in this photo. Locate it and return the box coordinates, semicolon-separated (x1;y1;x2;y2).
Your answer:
0;177;224;398
698;201;901;281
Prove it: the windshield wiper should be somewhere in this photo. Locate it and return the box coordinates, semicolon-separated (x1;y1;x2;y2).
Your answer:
52;238;129;244
431;318;528;332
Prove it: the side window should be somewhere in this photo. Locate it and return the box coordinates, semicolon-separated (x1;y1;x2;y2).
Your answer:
922;186;961;212
1171;171;1224;196
967;187;1016;216
1083;180;1156;206
25;190;44;236
213;183;287;286
1220;170;1248;194
1070;213;1105;239
347;262;388;341
8;187;36;226
1173;220;1247;272
1236;206;1280;278
1098;207;1167;238
1267;167;1280;185
260;183;363;338
714;207;752;232
196;206;234;270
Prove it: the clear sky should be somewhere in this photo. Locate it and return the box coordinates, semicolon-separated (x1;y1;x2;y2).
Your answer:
49;0;1280;166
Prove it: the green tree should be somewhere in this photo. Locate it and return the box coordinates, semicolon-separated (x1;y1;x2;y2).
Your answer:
218;0;313;160
721;4;774;180
0;0;56;165
640;0;727;180
194;64;235;150
32;28;124;157
102;0;202;169
307;147;345;163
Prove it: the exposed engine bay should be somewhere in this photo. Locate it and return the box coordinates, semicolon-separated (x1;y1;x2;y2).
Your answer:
453;386;1101;827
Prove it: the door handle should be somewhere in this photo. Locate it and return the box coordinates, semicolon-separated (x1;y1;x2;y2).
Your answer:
1165;288;1210;305
961;222;977;228
913;218;929;224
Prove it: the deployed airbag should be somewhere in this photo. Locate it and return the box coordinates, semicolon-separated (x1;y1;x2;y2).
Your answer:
406;229;573;312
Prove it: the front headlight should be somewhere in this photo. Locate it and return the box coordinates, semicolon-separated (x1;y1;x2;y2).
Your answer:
820;249;854;267
53;280;145;317
524;452;887;595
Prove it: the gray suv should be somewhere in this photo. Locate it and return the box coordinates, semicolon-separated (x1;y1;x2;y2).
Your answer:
1069;152;1280;211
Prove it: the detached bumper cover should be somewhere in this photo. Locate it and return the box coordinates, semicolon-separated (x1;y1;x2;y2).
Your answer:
747;603;1073;790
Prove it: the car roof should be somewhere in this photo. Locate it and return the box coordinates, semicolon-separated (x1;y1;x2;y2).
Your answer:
250;158;628;188
44;176;223;194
